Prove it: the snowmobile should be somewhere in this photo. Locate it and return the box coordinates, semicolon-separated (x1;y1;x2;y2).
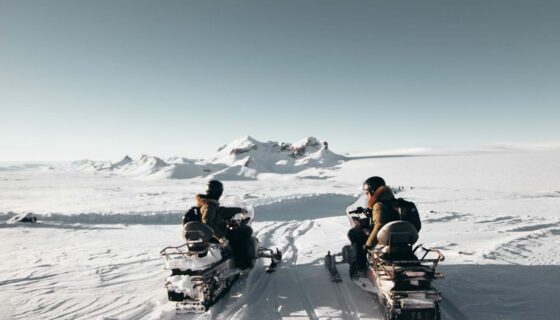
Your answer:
160;196;282;313
7;212;37;224
325;195;445;320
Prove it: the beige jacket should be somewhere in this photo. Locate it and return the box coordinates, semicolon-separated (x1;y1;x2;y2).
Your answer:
365;187;397;247
196;194;225;239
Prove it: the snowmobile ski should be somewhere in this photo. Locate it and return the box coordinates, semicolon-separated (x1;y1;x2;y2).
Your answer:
325;251;342;282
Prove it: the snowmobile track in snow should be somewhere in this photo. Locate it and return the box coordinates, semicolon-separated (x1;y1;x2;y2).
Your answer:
284;221;320;320
331;280;362;320
440;296;470;320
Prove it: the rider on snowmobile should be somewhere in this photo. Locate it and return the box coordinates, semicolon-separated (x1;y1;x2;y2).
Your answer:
363;177;399;249
189;180;255;269
347;176;399;276
193;180;244;242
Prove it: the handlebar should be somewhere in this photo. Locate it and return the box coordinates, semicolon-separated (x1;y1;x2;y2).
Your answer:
348;207;372;214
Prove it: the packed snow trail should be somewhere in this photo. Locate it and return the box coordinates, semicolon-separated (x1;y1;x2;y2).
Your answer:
135;218;385;320
2;215;560;319
2;214;548;320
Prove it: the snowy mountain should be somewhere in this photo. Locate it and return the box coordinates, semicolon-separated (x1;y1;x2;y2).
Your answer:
207;136;345;178
72;159;112;172
112;155;133;168
118;154;168;176
72;156;134;172
72;136;346;180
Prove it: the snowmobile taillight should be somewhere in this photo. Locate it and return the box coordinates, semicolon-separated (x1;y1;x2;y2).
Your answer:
400;297;434;310
404;271;426;277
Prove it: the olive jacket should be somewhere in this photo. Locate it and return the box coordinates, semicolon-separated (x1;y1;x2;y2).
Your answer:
196;194;242;239
365;186;398;247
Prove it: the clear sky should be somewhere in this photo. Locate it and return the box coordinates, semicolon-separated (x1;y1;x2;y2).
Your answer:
1;0;559;161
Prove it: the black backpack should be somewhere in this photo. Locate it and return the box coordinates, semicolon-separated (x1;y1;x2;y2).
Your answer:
182;206;201;225
392;198;422;232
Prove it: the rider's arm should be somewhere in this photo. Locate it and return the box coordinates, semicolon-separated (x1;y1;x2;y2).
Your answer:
218;207;244;219
201;204;216;226
365;203;383;247
202;205;226;241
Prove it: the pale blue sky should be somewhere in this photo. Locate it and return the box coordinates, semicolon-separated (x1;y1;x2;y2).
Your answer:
1;0;559;161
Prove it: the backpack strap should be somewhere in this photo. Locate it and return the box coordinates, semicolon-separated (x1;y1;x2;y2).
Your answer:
396;203;403;220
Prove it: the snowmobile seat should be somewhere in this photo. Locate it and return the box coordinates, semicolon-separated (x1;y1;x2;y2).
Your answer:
183;222;214;253
376;221;419;260
377;221;419;247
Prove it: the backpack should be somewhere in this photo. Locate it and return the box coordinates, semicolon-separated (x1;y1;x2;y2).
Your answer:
392;198;421;232
182;206;201;225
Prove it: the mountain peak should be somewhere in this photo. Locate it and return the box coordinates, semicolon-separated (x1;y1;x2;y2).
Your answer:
113;155;133;168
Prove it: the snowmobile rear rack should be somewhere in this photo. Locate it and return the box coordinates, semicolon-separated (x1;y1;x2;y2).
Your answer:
371;245;445;280
160;242;223;259
414;245;445;263
160;244;190;256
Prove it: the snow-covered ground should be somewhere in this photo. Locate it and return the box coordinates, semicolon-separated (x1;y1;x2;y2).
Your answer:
1;140;560;320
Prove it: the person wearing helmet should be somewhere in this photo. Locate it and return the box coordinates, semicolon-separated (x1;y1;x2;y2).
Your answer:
362;176;398;249
195;180;230;242
191;180;249;242
347;176;398;277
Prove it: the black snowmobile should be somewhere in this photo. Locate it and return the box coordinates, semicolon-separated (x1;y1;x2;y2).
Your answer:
7;212;37;224
160;196;282;313
325;195;445;320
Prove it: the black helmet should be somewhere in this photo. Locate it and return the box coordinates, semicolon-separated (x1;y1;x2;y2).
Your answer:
363;176;386;194
206;180;223;200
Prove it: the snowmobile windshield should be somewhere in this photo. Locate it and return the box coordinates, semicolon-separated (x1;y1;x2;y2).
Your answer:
221;195;254;225
346;193;368;214
344;193;369;227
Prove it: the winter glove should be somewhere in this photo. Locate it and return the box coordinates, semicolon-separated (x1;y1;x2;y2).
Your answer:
363;244;373;251
213;237;227;245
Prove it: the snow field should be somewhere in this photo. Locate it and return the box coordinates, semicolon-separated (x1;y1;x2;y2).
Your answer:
1;148;560;319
